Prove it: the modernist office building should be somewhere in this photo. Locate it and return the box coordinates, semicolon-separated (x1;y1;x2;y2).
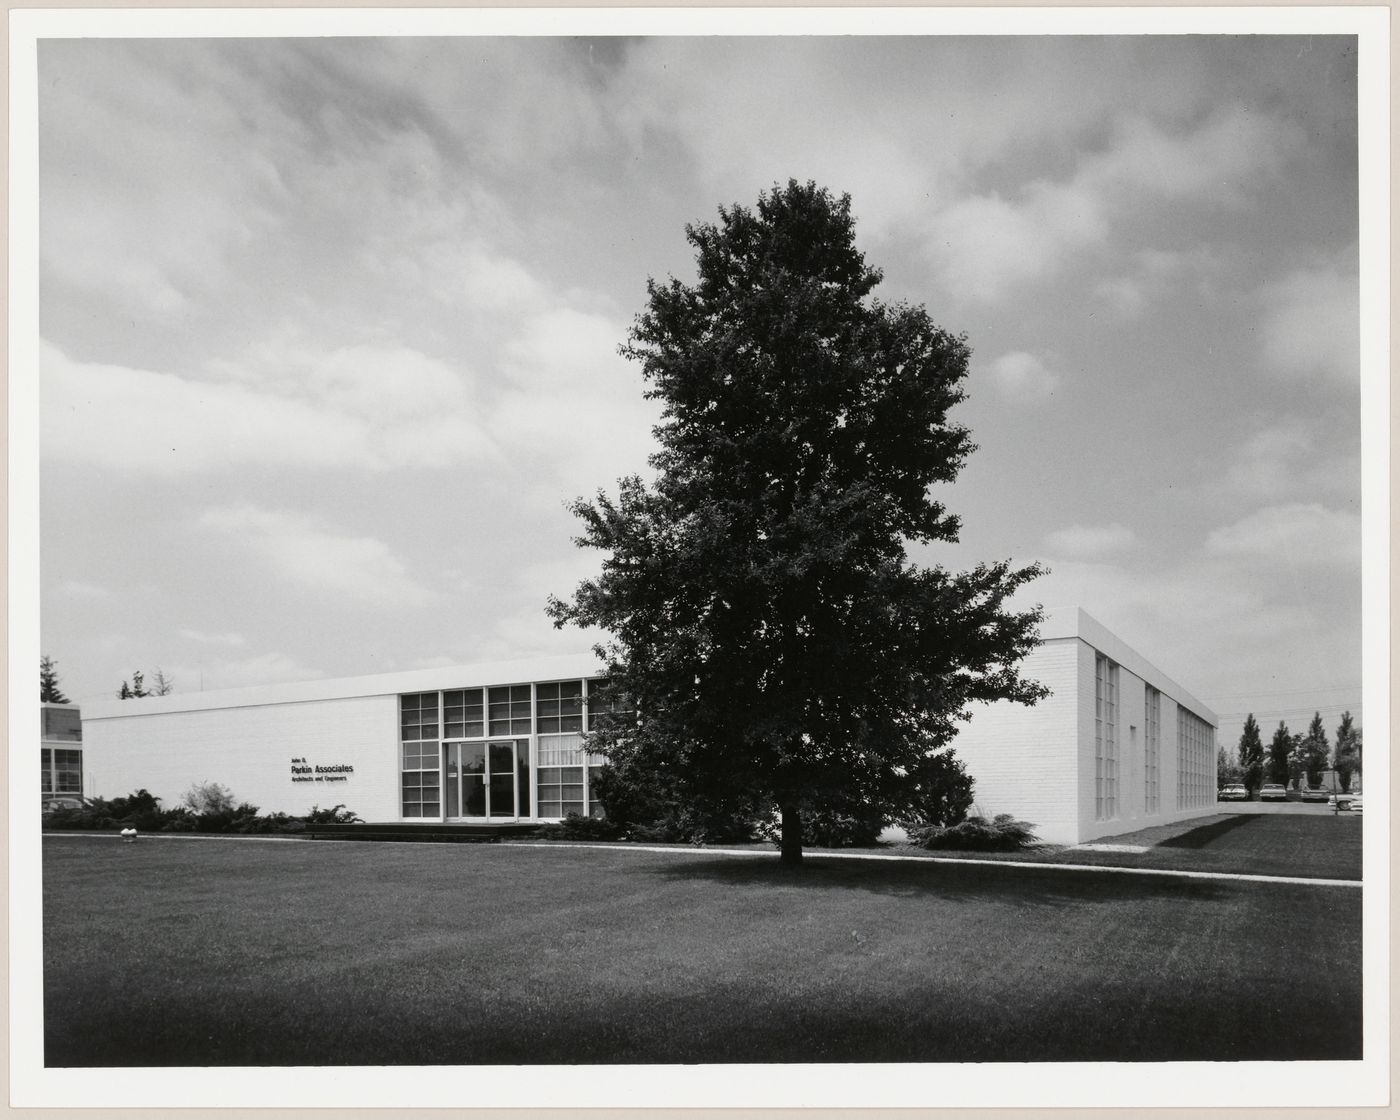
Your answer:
81;607;1217;846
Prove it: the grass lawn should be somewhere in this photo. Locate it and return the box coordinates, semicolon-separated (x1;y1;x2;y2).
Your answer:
43;834;1360;1067
972;812;1363;879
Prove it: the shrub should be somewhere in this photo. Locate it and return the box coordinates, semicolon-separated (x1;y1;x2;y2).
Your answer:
554;813;625;841
908;813;1040;852
895;750;976;834
801;801;888;848
589;761;768;844
183;781;236;816
304;804;363;824
41;788;357;836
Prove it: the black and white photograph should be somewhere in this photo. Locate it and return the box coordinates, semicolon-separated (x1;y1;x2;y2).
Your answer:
12;6;1388;1111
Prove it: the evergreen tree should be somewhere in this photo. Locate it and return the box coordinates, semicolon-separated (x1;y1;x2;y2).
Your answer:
549;181;1047;866
1298;711;1329;786
1333;711;1361;793
117;670;148;700
150;668;175;696
1267;721;1293;785
40;655;70;704
1237;712;1264;796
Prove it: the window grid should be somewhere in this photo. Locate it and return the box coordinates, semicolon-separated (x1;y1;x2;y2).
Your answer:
1094;654;1119;821
488;685;533;737
400;693;441;818
536;732;606;819
536;680;584;734
1144;686;1161;815
443;688;485;739
400;691;439;740
1177;707;1213;810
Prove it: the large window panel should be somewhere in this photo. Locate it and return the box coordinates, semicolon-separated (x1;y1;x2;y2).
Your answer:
536;680;584;734
443;688;485;739
488;685;532;736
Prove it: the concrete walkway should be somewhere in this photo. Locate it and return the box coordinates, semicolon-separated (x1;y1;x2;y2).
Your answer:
498;840;1363;889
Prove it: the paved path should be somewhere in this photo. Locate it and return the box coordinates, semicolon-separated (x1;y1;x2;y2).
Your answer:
500;840;1362;888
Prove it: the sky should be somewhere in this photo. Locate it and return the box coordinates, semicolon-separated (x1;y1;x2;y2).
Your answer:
33;28;1371;758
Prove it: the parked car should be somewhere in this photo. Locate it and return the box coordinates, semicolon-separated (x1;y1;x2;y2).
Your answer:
1301;787;1330;803
1218;784;1248;801
1329;793;1361;812
1349;796;1363;813
1259;783;1288;802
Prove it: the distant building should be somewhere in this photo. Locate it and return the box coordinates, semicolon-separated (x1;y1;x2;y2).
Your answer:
81;607;1217;845
41;703;84;803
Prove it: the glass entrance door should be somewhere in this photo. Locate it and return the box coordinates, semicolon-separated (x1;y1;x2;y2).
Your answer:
444;740;527;819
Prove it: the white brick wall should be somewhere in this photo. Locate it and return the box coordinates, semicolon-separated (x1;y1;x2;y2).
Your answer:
950;637;1082;845
83;695;401;820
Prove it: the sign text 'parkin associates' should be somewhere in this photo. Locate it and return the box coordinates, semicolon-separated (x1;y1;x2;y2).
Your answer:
290;758;355;784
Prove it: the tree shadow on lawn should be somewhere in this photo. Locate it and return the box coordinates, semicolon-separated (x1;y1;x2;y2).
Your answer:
641;853;1237;909
1156;814;1261;848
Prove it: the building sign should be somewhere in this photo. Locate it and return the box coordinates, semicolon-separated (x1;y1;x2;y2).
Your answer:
290;757;355;785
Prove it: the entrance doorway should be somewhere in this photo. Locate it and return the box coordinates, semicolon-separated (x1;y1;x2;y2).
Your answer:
444;740;530;820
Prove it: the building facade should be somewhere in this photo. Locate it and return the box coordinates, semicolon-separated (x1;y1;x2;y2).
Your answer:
80;609;1217;845
41;703;84;804
949;607;1218;844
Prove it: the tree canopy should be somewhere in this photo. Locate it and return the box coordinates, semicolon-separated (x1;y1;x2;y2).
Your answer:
549;180;1046;864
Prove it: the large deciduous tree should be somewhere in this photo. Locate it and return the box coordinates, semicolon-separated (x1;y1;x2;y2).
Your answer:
1237;713;1264;796
40;655;70;704
549;180;1047;866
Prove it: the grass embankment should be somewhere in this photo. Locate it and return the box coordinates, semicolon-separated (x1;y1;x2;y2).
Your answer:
43;834;1360;1066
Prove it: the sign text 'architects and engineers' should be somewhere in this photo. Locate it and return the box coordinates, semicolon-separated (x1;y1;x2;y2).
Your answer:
290;757;354;784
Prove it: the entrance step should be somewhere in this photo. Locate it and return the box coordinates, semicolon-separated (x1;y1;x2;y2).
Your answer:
306;822;545;843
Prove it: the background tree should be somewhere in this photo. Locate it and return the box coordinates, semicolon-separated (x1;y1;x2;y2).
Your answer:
1237;713;1264;797
550;180;1047;866
1297;711;1329;787
1333;711;1361;792
40;655;70;703
1267;721;1293;785
150;668;175;696
117;670;148;700
1216;744;1240;788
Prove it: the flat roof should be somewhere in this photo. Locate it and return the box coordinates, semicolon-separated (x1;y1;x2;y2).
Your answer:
83;606;1215;726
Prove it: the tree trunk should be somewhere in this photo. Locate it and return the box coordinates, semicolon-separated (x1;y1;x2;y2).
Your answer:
779;801;803;867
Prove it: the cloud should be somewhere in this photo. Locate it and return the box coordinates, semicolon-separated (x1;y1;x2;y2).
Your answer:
493;306;663;496
987;351;1061;403
924;107;1301;302
1258;265;1360;383
1042;523;1137;560
41;340;494;473
927;181;1107;301
60;581;110;599
1092;277;1147;318
1204;503;1362;566
178;628;247;647
199;504;432;608
190;651;327;691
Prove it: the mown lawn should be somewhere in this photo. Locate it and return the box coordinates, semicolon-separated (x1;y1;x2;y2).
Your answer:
43;836;1361;1066
958;811;1363;879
